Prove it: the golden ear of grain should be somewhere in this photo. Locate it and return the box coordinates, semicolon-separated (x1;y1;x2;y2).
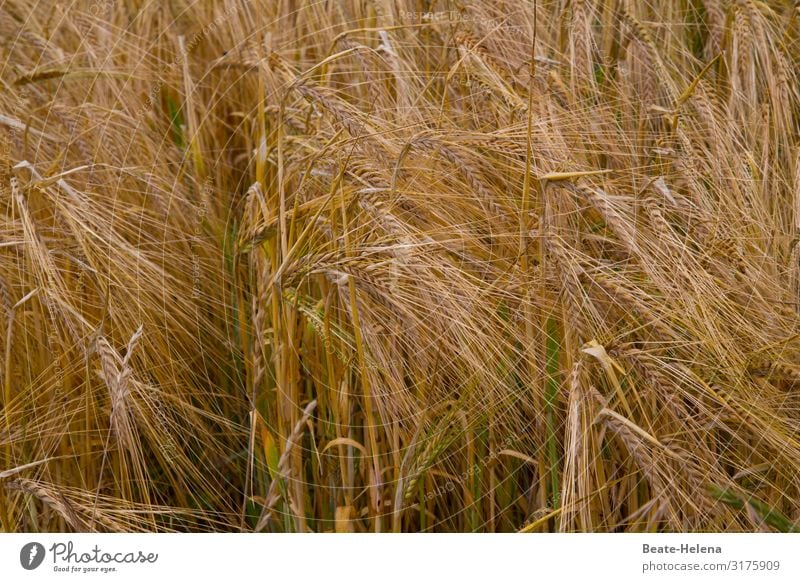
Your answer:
6;478;87;532
254;400;317;531
568;0;595;92
559;355;593;532
96;327;143;451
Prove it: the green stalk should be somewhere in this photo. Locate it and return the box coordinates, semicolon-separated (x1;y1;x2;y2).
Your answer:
545;316;561;510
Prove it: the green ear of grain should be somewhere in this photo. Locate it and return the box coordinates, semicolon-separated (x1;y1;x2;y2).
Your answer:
709;485;799;532
165;93;186;149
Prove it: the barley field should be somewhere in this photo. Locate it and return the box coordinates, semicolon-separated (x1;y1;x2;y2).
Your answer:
0;0;799;533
